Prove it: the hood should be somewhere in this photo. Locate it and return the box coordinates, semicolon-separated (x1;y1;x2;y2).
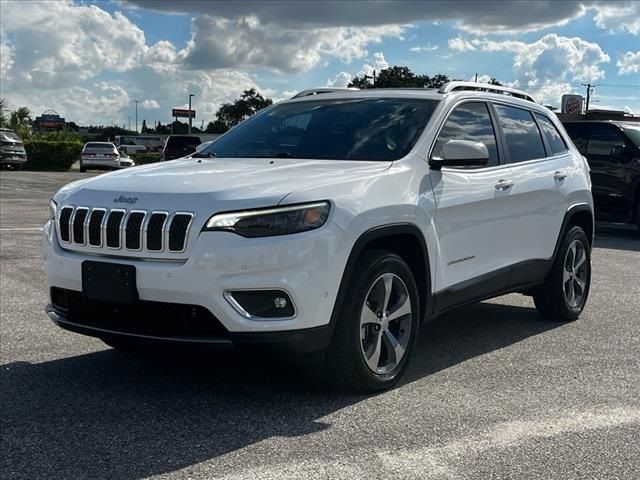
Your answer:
54;157;391;213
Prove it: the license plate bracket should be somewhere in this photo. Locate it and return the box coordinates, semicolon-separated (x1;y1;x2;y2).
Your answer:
82;261;137;304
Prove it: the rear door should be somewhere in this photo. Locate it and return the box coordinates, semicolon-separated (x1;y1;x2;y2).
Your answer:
430;101;516;294
492;104;569;268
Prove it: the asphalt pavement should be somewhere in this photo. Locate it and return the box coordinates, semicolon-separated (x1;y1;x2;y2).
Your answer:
1;171;639;479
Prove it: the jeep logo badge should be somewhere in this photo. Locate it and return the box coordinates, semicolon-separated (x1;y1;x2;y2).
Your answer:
113;195;138;204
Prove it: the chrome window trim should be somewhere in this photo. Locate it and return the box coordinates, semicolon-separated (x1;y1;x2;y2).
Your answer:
144;211;169;252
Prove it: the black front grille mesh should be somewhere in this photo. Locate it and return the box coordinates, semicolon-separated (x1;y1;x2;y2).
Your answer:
88;210;106;246
58;207;193;254
72;208;89;244
169;214;192;252
146;212;167;251
51;287;228;337
125;212;145;250
59;207;73;242
106;210;125;248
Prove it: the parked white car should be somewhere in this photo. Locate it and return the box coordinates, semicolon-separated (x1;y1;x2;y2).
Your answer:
79;142;133;172
44;83;593;392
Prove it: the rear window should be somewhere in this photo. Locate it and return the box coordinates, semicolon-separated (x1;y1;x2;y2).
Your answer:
84;143;115;150
534;113;568;155
201;98;439;161
494;104;546;163
167;137;201;148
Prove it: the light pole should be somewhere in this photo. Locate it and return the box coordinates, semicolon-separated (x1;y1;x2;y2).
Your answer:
133;100;140;133
188;94;194;134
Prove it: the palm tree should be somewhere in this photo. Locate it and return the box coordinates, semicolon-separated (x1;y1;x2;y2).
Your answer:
9;106;32;139
0;98;8;128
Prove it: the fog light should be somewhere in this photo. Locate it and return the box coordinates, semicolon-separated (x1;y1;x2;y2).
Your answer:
225;290;295;319
274;297;288;309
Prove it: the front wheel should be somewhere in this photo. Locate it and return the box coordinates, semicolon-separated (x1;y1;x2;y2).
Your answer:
534;226;591;321
324;250;420;393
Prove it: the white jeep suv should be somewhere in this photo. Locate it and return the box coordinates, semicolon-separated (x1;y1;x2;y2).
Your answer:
43;82;593;392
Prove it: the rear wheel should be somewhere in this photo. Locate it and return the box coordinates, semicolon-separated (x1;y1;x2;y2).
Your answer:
324;250;420;393
635;205;640;233
534;226;591;321
79;163;86;173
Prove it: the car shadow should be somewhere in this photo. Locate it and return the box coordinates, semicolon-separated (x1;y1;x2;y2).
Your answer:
1;301;559;479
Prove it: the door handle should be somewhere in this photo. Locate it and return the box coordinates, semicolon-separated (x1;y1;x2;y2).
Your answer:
554;170;568;181
495;179;514;191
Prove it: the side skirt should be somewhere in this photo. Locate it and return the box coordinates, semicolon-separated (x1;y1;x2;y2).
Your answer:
431;259;552;318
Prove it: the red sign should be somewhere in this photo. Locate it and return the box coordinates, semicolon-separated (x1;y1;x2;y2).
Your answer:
172;108;196;118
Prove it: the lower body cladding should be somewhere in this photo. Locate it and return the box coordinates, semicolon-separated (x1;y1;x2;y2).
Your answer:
42;220;349;354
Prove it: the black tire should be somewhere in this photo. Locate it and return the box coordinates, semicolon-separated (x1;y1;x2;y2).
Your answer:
636;205;640;233
79;165;86;173
534;226;591;321
324;250;420;393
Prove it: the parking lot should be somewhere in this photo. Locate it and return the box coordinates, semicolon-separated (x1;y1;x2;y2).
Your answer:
1;171;639;479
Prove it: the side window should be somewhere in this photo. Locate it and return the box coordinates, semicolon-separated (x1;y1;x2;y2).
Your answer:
433;102;499;168
586;125;625;157
563;123;589;154
534;113;568;155
494;104;546;163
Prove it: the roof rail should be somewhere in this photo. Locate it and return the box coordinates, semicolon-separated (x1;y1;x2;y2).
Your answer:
291;87;360;99
438;81;536;103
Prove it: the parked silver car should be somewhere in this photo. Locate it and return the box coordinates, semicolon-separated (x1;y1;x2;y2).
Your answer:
0;128;27;169
79;142;133;172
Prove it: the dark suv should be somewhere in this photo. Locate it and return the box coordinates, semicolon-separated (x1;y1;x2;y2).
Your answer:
563;121;640;231
161;135;201;161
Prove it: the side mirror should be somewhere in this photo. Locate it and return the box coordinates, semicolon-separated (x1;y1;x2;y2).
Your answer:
430;139;489;170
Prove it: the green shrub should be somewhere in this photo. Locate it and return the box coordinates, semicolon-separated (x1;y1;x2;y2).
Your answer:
24;141;83;171
131;152;162;165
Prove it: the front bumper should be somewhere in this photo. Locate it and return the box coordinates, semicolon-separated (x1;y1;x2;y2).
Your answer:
46;305;332;354
43;218;350;341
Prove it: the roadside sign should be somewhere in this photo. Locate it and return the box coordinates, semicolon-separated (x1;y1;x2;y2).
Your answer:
561;94;583;114
172;108;196;118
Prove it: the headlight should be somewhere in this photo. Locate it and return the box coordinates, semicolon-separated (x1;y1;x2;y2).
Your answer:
49;198;58;220
204;201;330;237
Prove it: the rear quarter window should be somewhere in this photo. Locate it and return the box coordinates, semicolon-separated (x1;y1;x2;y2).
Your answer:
534;113;568;155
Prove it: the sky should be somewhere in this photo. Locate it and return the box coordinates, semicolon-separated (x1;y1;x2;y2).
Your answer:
0;0;638;128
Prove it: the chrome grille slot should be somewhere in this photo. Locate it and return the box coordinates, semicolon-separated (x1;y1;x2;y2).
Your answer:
125;211;146;250
146;212;168;251
88;209;106;247
168;213;194;252
58;206;194;256
105;210;125;248
58;207;74;242
72;208;89;245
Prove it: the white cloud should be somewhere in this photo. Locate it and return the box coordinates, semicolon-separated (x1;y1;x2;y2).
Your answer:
181;15;405;72
616;51;640;75
448;37;476;52
358;51;390;79
453;34;611;107
327;71;353;88
141;99;160;109
409;43;439;53
0;1;146;89
593;2;640;35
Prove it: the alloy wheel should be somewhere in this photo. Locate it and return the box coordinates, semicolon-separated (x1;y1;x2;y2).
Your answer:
563;239;588;308
359;273;413;375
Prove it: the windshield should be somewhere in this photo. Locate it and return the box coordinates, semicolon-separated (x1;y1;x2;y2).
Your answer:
201;97;439;161
622;126;640;147
0;131;21;142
